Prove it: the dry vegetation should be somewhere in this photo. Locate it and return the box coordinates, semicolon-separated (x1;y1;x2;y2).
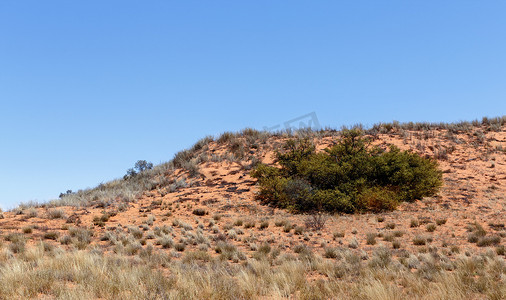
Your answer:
0;116;505;299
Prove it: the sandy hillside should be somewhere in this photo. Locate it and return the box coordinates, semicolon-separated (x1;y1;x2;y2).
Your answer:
0;119;505;299
2;121;505;257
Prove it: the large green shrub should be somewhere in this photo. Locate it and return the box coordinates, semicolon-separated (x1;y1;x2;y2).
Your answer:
251;129;442;213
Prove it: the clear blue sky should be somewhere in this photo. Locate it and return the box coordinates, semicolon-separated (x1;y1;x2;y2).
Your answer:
1;1;505;209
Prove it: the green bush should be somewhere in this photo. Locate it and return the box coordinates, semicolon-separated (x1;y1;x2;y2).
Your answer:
251;129;442;213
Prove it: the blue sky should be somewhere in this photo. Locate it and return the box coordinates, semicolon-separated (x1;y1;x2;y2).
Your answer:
1;1;505;208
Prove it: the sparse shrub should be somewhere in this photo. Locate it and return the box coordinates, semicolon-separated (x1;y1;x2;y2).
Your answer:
22;226;33;234
304;212;327;231
234;219;244;226
251;130;442;213
377;216;385;222
410;219;420;228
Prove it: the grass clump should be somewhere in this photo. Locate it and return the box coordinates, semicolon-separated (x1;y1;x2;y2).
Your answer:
413;236;427;246
392;240;401;249
43;231;59;240
68;227;93;250
251;129;442;213
259;221;269;230
93;213;110;227
366;233;377;245
410;219;420;228
192;208;207;216
436;218;447;226
174;243;186;252
294;225;304;235
274;220;287;227
323;247;339;259
333;231;345;239
385;222;396;229
128;227;144;239
46;208;66;219
476;235;501;247
244;220;256;229
426;223;437;232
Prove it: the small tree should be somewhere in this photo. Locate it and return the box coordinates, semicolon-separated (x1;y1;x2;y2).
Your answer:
59;190;73;198
124;160;154;179
134;160;153;172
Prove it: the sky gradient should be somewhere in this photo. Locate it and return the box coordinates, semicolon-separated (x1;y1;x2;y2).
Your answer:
1;1;505;208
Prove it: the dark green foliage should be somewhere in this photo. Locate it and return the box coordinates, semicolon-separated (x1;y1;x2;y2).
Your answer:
124;160;154;179
251;129;442;213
